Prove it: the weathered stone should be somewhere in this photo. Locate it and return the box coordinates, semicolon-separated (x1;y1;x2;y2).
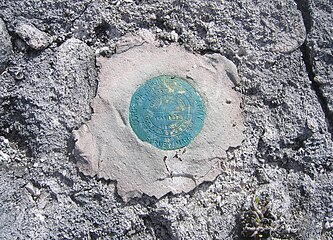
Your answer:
305;0;333;127
25;182;41;197
0;18;12;72
14;21;51;50
73;32;244;201
1;0;332;239
56;38;98;131
0;38;97;156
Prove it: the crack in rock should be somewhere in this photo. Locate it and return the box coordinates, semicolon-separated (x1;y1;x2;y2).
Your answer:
157;157;223;184
295;0;333;139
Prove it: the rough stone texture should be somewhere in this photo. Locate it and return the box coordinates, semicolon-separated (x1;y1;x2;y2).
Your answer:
298;1;333;239
0;18;12;72
74;33;244;200
13;20;51;50
0;37;97;156
300;0;333;138
0;0;332;239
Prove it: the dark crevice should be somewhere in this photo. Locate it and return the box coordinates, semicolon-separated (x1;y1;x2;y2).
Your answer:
294;0;313;33
0;97;33;156
300;42;333;138
70;0;93;24
199;48;220;55
295;0;333;139
140;211;177;240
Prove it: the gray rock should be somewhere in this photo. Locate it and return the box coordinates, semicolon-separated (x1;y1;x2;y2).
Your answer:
0;38;96;156
25;182;41;197
0;150;9;162
14;21;51;50
0;0;332;239
55;38;98;131
0;18;12;72
0;172;47;240
305;0;333;131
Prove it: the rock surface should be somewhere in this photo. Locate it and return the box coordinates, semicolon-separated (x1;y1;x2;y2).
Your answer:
302;0;333;139
298;1;333;239
0;18;12;72
13;20;51;50
74;32;244;200
0;0;332;239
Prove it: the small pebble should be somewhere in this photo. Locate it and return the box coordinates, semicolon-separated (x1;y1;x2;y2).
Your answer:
170;30;179;42
0;150;10;161
95;46;111;57
324;218;333;230
14;21;51;50
25;182;41;197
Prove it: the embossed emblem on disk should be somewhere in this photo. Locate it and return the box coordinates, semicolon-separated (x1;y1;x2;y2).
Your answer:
129;75;205;150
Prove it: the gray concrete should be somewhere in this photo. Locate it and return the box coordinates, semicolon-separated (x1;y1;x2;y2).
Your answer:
0;0;332;239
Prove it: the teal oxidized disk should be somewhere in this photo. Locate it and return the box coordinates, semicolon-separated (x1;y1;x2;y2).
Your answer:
129;75;205;150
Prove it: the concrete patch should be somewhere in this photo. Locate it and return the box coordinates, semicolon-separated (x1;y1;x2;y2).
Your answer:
73;31;244;200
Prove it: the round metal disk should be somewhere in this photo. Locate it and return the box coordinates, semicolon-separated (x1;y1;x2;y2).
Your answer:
129;75;205;150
